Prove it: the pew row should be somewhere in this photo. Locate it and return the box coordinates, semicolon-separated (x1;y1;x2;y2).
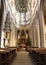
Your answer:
29;48;46;65
0;47;17;65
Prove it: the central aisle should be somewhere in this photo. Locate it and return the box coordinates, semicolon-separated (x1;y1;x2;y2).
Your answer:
11;51;36;65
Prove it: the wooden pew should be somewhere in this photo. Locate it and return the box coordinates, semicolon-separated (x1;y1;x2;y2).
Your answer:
0;49;10;65
0;47;17;65
29;48;46;55
29;48;46;65
33;48;46;65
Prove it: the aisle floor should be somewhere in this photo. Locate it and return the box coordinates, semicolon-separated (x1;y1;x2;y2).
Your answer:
11;51;36;65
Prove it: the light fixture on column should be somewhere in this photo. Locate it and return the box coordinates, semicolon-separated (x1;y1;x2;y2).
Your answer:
3;12;11;48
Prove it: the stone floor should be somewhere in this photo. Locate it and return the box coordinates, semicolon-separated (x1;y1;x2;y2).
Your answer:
11;50;36;65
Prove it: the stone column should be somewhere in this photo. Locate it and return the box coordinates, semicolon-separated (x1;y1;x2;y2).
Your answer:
33;26;36;47
10;19;17;47
37;10;45;47
32;24;35;47
0;0;4;47
34;25;40;47
15;27;17;46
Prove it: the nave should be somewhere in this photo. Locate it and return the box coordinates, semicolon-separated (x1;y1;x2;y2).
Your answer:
0;0;46;65
11;50;35;65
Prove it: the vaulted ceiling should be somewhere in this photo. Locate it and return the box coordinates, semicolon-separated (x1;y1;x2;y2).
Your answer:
0;0;46;30
7;0;40;26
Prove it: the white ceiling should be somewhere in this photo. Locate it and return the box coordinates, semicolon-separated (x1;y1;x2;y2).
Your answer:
5;0;40;29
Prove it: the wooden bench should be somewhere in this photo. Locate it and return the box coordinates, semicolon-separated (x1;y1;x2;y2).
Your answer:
0;47;17;65
29;48;46;65
0;49;10;65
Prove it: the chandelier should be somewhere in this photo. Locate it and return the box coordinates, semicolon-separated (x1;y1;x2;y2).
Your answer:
3;12;11;32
